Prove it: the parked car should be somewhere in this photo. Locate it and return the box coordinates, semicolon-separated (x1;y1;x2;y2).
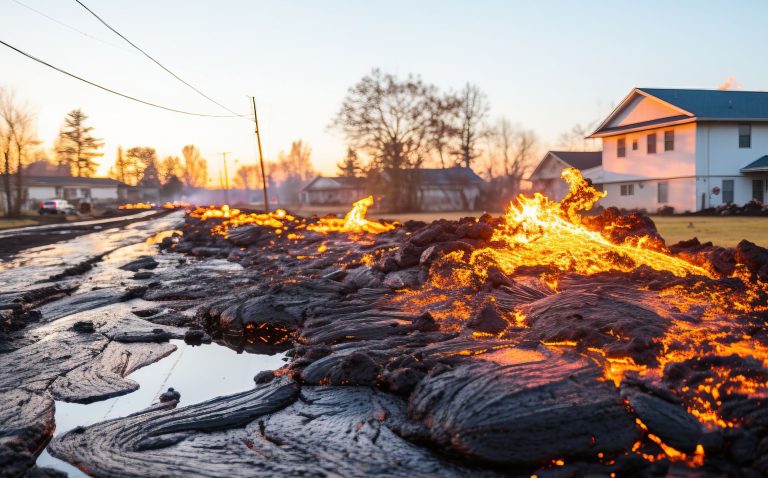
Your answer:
38;199;78;215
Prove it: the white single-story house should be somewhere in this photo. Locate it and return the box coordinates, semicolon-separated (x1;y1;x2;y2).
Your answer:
301;176;367;205
0;175;122;213
529;151;602;200
587;87;768;212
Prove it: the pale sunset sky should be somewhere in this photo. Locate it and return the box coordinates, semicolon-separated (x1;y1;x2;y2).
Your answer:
2;0;766;184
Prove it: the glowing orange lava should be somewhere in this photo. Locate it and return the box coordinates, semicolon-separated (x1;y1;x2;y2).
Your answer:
118;202;153;210
306;196;396;234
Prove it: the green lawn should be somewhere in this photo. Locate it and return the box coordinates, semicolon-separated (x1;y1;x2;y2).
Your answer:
650;216;768;248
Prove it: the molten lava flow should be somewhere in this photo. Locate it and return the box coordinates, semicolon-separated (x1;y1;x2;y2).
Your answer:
118;202;153;210
306;196;396;234
456;168;710;281
190;204;241;220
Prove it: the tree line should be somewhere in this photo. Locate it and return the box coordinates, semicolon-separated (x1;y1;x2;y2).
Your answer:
331;69;603;211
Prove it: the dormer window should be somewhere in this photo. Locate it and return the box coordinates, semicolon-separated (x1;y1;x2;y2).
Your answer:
617;138;626;158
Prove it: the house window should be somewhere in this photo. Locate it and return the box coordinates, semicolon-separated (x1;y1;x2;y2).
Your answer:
632;139;638;150
739;124;751;148
80;188;91;198
722;179;734;204
657;181;669;203
664;130;674;151
647;133;657;154
753;179;765;202
617;138;626;158
620;184;635;196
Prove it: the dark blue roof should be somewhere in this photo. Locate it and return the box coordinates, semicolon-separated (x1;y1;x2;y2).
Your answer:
639;88;768;120
741;155;768;172
550;151;602;170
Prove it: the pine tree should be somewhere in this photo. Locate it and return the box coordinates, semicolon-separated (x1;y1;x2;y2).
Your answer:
57;109;104;177
336;147;362;177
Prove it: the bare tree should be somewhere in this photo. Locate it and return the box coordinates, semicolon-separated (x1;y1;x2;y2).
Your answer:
0;89;16;215
181;145;208;188
333;69;436;210
159;155;183;183
455;83;490;168
57;109;103;177
0;88;38;216
11;106;38;215
273;140;315;205
557;121;599;151
232;164;259;190
109;147;127;184
125;147;159;187
427;92;461;168
481;119;539;209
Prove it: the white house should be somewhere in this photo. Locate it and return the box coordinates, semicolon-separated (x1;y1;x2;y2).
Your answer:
587;87;768;212
529;151;602;201
301;176;367;205
0;175;122;213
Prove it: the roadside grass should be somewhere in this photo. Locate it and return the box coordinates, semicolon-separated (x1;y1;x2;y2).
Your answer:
650;216;768;248
0;218;41;230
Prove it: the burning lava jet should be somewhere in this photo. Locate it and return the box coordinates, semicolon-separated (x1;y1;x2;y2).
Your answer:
306;196;396;234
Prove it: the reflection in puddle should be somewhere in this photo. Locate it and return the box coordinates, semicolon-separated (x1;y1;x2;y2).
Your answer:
37;339;287;476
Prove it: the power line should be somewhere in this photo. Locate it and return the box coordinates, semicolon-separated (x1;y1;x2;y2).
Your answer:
10;0;132;53
73;0;248;119
0;38;250;118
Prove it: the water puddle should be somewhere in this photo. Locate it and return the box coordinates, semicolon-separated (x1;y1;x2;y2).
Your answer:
37;339;287;477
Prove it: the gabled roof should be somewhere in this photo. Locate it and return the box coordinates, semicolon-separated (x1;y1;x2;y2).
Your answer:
550;151;602;170
403;167;485;185
741;155;768;173
590;88;768;138
302;176;366;191
639;88;768;120
528;151;602;180
21;175;122;187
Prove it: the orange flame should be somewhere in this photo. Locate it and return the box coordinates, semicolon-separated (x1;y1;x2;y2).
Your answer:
307;196;396;234
118;202;153;210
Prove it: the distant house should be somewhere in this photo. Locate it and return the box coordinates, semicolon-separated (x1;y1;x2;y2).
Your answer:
301;167;486;211
529;151;603;200
301;176;367;205
404;167;485;211
588;87;768;212
0;175;122;213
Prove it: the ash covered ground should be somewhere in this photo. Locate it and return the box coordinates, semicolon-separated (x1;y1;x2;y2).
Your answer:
2;170;767;478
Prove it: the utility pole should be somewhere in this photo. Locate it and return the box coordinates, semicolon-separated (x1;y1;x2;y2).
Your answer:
219;151;231;204
251;97;269;212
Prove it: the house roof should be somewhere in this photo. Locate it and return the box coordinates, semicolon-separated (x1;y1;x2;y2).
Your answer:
528;151;602;180
400;167;485;185
21;176;122;188
549;151;602;170
638;88;768;120
741;155;768;173
590;88;768;138
302;176;366;191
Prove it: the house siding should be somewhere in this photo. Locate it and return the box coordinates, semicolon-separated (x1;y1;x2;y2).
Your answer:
599;123;697;212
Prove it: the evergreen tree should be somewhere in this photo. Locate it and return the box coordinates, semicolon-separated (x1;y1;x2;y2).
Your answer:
336;147;363;177
57;109;103;177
